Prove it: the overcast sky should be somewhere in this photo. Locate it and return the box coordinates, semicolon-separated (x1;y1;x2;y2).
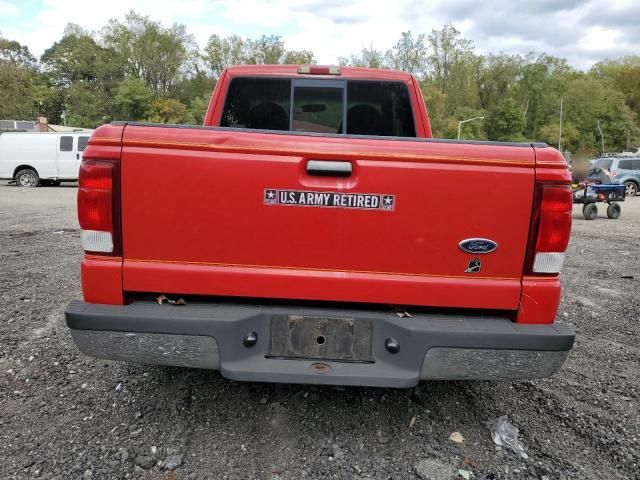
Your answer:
1;0;638;70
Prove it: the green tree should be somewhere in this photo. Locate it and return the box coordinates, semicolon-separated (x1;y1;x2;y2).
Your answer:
339;45;386;68
64;82;111;128
0;37;37;68
282;49;315;65
114;78;152;120
476;53;522;111
203;34;246;77
103;11;194;97
186;95;210;125
171;71;216;107
385;31;426;74
41;30;120;87
0;36;41;119
426;24;479;111
592;56;640;120
146;98;187;124
487;98;525;141
245;35;285;64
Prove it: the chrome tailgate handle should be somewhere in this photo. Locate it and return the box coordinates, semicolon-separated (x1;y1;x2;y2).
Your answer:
306;160;352;177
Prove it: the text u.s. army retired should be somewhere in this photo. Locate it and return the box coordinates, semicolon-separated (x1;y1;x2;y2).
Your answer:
264;189;395;211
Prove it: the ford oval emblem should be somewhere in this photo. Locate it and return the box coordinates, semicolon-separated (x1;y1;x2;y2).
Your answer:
458;238;498;254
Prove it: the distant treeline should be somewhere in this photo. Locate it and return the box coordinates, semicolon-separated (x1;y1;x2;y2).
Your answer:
1;11;638;154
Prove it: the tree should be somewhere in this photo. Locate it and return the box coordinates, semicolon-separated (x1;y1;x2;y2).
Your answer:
592;56;640;118
114;78;152;120
426;24;478;107
487;98;525;141
146;98;187;124
476;53;522;111
186;95;210;125
385;31;426;74
64;82;111;128
0;36;41;119
41;31;120;87
0;37;37;69
339;45;386;68
103;11;194;97
203;34;246;77
171;72;216;106
245;35;286;64
282;49;315;65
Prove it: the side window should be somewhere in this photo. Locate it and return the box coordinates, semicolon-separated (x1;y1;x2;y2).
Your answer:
59;136;73;151
346;81;416;137
617;160;630;170
221;78;291;131
293;81;344;134
631;159;640;171
78;136;89;152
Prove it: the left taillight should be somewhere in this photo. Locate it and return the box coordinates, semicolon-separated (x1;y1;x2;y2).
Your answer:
78;160;114;253
526;183;573;274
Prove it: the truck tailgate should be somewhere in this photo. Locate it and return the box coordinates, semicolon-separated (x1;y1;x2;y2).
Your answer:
120;125;535;310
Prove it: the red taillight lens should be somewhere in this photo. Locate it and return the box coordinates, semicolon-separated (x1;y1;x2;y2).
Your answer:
535;185;572;253
78;160;114;252
526;183;572;274
78;188;112;231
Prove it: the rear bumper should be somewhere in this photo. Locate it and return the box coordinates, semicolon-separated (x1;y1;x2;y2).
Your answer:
65;300;574;388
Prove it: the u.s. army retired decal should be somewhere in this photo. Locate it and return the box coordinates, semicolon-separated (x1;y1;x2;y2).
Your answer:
264;189;395;211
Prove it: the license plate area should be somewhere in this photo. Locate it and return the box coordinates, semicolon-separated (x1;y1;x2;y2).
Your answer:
267;315;373;363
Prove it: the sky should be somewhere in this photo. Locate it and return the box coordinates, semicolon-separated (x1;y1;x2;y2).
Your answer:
1;0;639;70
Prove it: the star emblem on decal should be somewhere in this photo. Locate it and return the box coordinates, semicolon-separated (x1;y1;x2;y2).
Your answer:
264;189;277;204
382;195;395;210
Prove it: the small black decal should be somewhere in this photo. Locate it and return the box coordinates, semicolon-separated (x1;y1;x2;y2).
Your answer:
264;189;395;211
465;257;481;273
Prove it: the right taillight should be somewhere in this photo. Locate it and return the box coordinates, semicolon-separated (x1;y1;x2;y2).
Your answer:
527;184;572;274
78;160;114;253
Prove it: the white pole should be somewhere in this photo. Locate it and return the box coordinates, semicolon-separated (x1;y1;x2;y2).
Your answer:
457;116;485;140
597;120;604;154
558;98;563;151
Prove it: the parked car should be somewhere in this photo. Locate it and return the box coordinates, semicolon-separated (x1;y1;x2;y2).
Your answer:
590;157;640;196
0;131;93;186
65;65;574;387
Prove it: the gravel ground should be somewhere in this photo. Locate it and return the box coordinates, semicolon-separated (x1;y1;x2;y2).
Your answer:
0;183;638;480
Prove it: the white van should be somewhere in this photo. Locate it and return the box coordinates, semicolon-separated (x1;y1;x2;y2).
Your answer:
0;131;93;187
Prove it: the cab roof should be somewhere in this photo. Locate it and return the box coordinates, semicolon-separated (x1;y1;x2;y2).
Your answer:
225;64;413;82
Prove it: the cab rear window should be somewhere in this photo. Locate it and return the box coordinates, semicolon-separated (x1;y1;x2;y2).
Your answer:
220;77;416;137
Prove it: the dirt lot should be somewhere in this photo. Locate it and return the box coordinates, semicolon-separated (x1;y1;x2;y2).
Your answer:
0;183;638;480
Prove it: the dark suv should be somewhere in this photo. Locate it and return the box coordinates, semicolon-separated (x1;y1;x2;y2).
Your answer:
591;157;640;196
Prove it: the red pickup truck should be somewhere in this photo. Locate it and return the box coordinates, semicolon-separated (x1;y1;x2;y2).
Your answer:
65;65;574;387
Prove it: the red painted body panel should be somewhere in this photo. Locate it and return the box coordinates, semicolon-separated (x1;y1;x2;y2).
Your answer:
516;276;562;324
123;260;520;309
81;256;124;305
118;125;535;310
80;66;572;325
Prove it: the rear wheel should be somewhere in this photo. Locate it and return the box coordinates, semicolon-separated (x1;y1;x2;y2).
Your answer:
624;181;638;196
583;203;598;220
606;203;621;219
14;168;40;187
